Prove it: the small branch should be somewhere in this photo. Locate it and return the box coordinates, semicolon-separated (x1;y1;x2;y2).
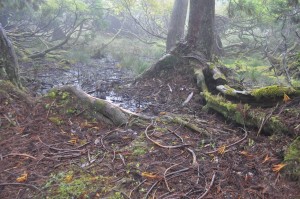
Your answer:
2;153;36;160
144;123;190;149
257;103;278;136
182;92;194;107
38;136;84;153
163;164;179;192
197;172;216;199
145;181;159;199
205;128;248;154
186;148;199;167
129;179;147;198
101;129;118;151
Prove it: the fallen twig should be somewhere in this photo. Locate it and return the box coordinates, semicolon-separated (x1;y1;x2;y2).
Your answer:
166;168;190;178
38;136;84;152
2;153;36;160
145;123;190;149
186;148;199;167
182;92;194;106
163;164;179;192
257;103;278;136
101;129;118;150
129;179;147;198
205;128;248;154
167;125;184;143
197;172;216;199
145;181;159;199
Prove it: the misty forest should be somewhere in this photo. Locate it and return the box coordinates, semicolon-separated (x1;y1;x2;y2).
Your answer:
1;0;300;198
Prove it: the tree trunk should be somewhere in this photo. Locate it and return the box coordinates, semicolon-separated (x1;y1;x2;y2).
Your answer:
186;0;215;60
0;23;22;88
166;0;188;52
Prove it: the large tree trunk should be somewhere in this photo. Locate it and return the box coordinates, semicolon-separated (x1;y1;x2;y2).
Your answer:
166;0;188;52
186;0;215;60
0;23;22;88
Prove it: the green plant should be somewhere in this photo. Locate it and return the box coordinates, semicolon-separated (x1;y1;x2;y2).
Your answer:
132;146;147;156
44;170;112;199
109;192;124;199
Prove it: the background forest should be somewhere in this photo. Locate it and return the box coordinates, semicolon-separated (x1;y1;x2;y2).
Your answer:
1;0;299;83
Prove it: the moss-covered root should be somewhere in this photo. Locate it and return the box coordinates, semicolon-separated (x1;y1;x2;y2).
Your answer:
0;80;33;105
284;136;300;181
251;85;296;100
57;86;128;126
202;91;289;134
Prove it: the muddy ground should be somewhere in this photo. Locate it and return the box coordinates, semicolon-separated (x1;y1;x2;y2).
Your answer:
0;57;299;199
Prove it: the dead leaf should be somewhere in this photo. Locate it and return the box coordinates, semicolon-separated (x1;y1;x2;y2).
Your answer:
14;127;25;134
64;174;73;183
81;120;97;128
218;145;226;155
272;163;287;173
283;93;291;103
239;151;254;157
159;112;167;116
141;172;161;180
68;136;79;144
262;154;271;163
16;172;28;182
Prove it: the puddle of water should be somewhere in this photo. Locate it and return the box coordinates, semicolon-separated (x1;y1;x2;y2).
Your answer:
27;58;148;112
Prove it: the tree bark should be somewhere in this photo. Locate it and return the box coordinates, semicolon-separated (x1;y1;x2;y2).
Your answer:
186;0;215;60
166;0;188;52
0;23;22;88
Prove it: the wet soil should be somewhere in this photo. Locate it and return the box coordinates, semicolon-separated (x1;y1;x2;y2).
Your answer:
0;58;299;198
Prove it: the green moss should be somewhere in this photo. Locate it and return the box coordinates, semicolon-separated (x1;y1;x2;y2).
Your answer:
66;108;77;114
203;91;237;113
49;117;64;125
44;170;113;199
284;137;300;181
93;100;107;110
268;116;288;133
61;92;69;100
224;85;236;96
251;85;296;100
47;91;57;99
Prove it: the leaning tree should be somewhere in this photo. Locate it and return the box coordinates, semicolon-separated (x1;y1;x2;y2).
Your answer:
0;23;22;88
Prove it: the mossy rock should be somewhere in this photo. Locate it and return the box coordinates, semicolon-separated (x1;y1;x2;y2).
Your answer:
284;136;300;181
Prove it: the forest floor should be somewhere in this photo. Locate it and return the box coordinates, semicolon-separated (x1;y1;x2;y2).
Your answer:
0;57;300;199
